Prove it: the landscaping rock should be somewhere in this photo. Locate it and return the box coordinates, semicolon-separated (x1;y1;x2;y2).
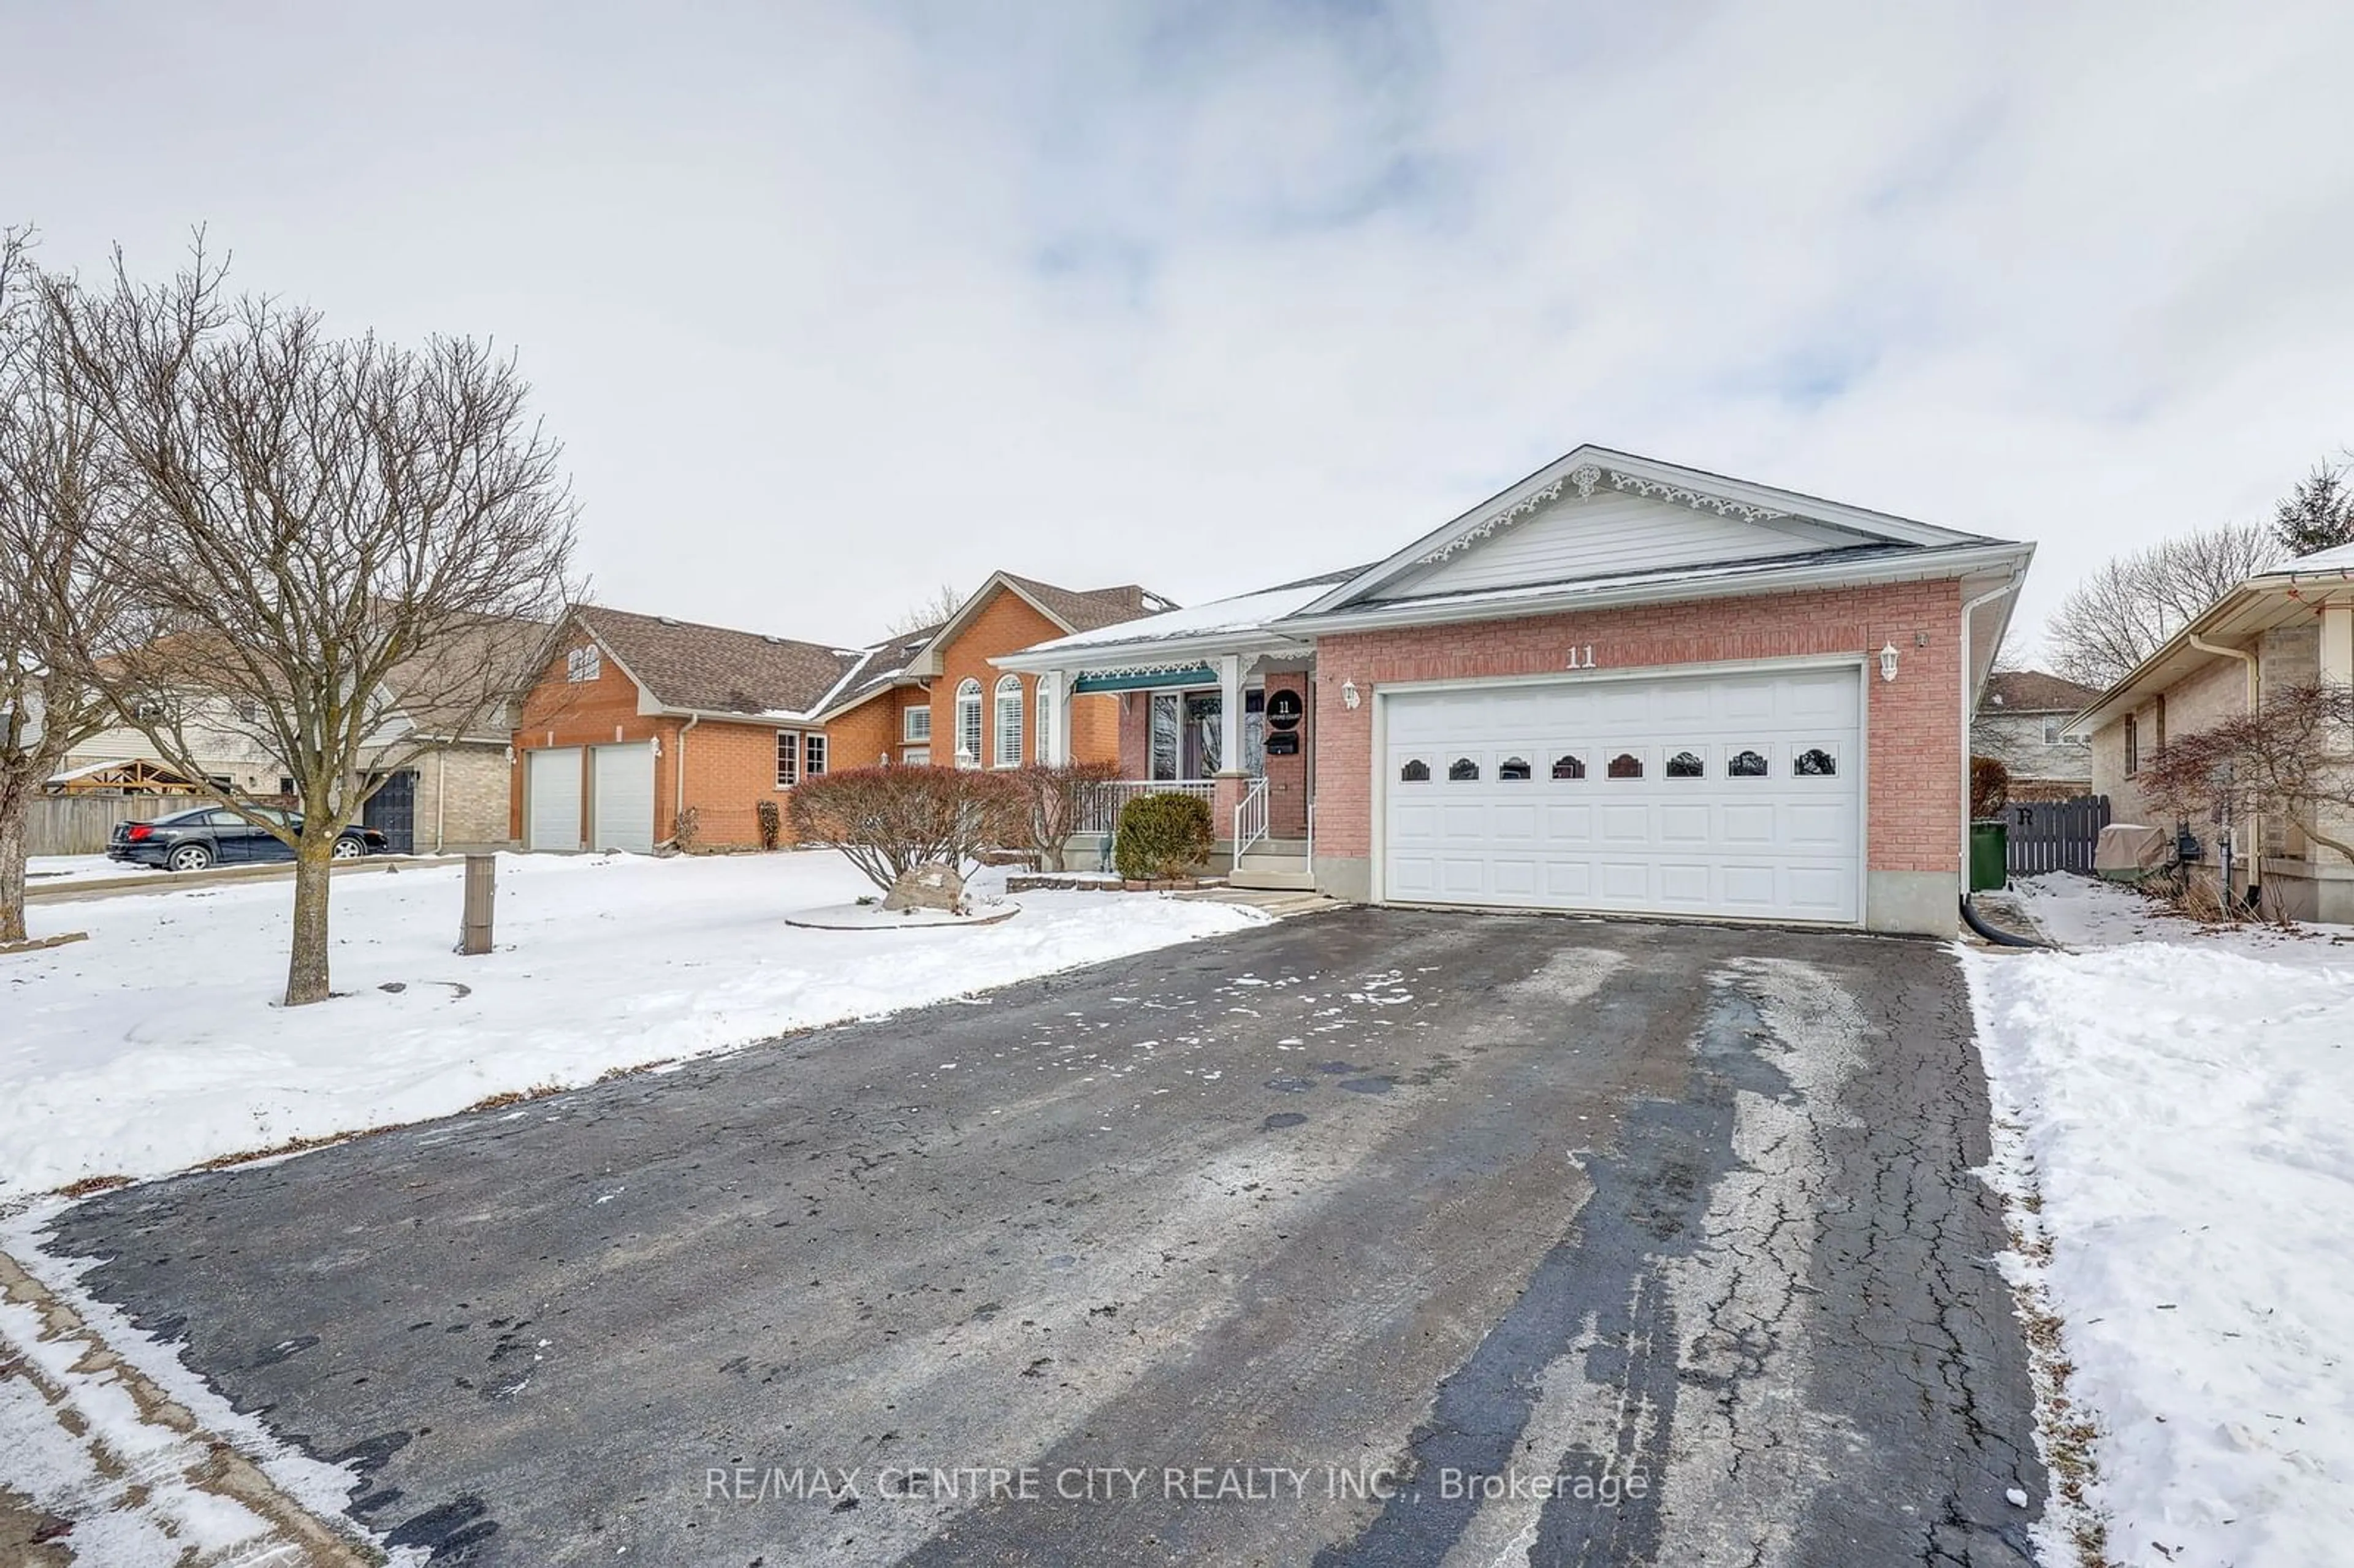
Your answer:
884;861;965;913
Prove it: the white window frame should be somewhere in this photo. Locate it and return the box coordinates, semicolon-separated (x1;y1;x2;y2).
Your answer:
775;729;799;788
954;679;983;768
993;675;1024;767
1035;678;1053;765
803;732;827;778
903;704;932;743
565;645;601;683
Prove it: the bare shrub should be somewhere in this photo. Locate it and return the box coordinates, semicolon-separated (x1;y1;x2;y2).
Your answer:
1005;761;1117;872
788;766;1019;896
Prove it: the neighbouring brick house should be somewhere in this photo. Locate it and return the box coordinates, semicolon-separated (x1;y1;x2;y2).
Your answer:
511;574;1163;853
1972;670;2101;799
813;573;1165;772
998;445;2036;935
2073;541;2354;921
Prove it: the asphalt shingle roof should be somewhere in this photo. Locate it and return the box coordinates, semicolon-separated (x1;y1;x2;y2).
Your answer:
576;607;861;718
1981;669;2104;714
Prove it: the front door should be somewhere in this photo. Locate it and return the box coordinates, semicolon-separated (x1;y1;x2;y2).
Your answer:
364;770;417;854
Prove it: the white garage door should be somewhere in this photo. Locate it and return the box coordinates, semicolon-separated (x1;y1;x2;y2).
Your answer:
525;747;583;852
590;742;656;854
1382;666;1862;923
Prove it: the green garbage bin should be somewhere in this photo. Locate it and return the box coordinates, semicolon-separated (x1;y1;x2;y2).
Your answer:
1968;820;2008;892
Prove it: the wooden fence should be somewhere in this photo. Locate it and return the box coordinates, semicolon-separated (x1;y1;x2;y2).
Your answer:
26;794;206;858
2000;794;2111;877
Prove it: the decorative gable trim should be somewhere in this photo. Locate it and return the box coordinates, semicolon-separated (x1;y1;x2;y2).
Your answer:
1417;463;1790;566
1305;444;1991;617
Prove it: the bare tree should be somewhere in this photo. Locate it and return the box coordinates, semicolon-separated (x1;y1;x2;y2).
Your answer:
0;229;137;944
40;244;577;1003
883;581;963;638
2140;682;2354;865
2044;522;2280;688
2273;459;2354;558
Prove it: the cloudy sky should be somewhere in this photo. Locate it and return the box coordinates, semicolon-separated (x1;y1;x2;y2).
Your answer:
10;2;2353;654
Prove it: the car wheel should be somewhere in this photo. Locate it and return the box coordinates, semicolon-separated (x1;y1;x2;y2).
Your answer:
168;843;214;873
332;836;365;860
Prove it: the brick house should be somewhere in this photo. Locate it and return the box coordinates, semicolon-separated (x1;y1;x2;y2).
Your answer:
2071;541;2354;921
998;446;2035;935
813;573;1167;772
511;575;1162;853
1972;670;2101;799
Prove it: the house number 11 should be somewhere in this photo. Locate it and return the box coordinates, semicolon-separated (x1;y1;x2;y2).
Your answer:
1566;645;1597;669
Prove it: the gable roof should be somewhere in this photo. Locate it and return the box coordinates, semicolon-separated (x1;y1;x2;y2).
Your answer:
1295;444;2017;621
1980;671;2103;715
818;572;1173;717
997;566;1368;670
573;606;864;720
2070;553;2354;732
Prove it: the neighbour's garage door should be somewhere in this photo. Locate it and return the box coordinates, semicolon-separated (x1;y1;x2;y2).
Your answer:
525;748;584;852
590;742;656;854
1382;666;1862;923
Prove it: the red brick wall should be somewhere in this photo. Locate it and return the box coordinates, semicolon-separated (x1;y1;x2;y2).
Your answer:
678;718;798;847
924;587;1122;768
511;638;683;841
1311;578;1966;873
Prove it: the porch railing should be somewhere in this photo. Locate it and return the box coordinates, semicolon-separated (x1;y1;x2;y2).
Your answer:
1234;776;1268;860
1075;778;1215;836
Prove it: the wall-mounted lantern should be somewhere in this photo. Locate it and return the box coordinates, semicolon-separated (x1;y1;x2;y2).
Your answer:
1341;679;1362;710
1878;642;1900;683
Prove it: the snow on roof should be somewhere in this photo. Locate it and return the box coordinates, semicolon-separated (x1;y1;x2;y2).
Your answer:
1019;576;1347;653
2287;541;2354;573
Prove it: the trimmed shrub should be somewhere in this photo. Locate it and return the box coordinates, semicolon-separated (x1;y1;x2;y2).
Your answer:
1006;761;1119;871
755;797;783;850
788;765;1020;896
669;805;701;850
1114;791;1214;881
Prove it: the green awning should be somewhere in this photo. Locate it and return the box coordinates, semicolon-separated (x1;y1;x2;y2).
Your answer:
1072;664;1215;693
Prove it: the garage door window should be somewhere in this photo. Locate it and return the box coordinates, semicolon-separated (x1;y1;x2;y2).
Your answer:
1666;750;1705;778
1794;746;1838;777
1550;753;1586;780
1729;748;1769;777
1448;757;1480;782
1498;755;1531;781
1607;752;1644;779
1400;758;1430;782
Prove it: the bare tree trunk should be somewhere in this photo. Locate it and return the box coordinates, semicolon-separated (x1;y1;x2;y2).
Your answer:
0;775;28;946
284;837;337;1006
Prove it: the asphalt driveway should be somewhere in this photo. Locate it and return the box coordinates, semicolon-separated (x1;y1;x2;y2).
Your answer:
42;908;2042;1567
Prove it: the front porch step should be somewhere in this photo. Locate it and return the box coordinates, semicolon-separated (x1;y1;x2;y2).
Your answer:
1231;851;1316;892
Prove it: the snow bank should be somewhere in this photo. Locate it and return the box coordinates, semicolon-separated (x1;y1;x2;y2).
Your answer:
1;851;1261;1198
1967;877;2354;1564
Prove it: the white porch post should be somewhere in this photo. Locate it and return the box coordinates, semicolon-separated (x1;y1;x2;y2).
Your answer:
1042;669;1072;765
1217;653;1243;774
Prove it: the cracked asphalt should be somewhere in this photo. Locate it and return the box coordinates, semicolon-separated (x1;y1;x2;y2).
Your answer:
40;908;2042;1566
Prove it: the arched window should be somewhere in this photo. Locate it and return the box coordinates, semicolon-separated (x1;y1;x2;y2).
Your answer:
1399;759;1430;782
1552;754;1586;780
1666;750;1704;778
994;675;1025;767
1449;757;1480;782
1728;749;1769;777
1499;756;1531;780
954;679;983;767
1795;747;1837;777
1607;752;1643;779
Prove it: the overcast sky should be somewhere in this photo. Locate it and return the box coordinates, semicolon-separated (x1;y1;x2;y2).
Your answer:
10;2;2353;656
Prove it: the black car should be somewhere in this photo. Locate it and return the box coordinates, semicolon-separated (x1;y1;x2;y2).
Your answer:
107;807;389;872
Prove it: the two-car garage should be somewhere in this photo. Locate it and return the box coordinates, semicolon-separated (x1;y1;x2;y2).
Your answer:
1381;664;1863;925
523;742;656;854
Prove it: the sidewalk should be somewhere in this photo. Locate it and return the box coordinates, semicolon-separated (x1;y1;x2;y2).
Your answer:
26;854;464;905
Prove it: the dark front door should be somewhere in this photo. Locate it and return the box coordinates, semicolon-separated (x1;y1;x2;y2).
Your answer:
365;771;418;854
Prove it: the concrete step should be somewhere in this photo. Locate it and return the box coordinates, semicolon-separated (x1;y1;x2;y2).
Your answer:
1228;864;1318;892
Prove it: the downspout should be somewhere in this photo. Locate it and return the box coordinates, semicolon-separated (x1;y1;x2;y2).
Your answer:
2187;632;2258;901
1959;576;2021;889
675;713;699;842
435;749;447;852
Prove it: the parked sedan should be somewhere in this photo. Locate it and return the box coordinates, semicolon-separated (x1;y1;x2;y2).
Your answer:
107;807;389;873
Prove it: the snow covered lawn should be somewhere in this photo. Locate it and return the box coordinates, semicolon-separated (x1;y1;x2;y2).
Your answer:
1966;875;2354;1566
1;850;1263;1200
